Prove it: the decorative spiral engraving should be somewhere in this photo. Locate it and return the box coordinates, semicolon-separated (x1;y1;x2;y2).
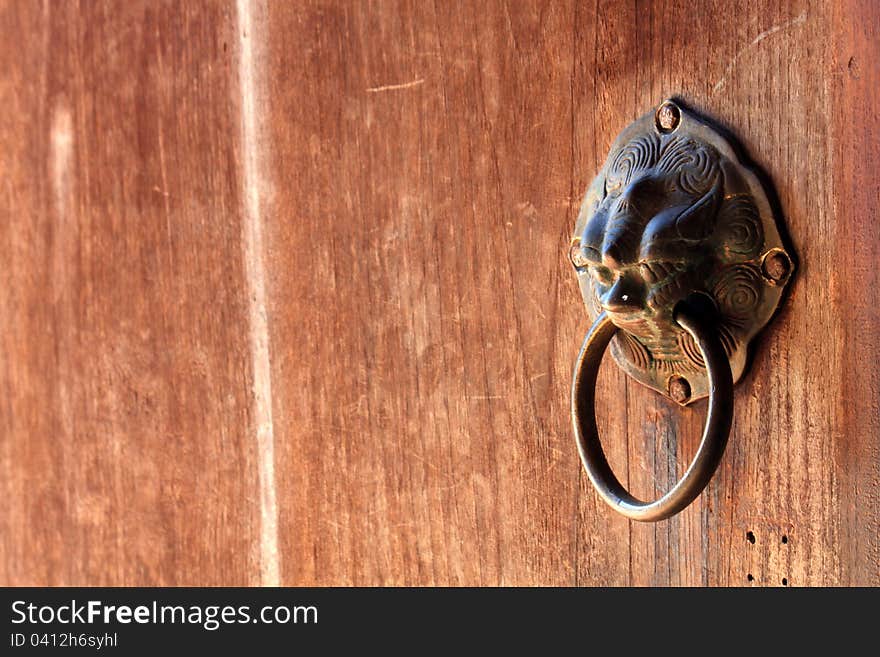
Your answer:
616;331;652;371
605;134;660;193
716;195;763;256
678;331;705;369
712;264;763;317
717;323;740;357
656;136;720;195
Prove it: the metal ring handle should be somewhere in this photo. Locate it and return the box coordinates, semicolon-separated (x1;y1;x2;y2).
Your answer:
571;302;734;522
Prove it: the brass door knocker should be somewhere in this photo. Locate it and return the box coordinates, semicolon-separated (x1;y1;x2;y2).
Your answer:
570;100;794;522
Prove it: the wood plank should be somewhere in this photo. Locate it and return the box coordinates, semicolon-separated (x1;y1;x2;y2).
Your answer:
577;0;876;587
602;0;836;588
830;0;880;586
261;0;878;585
261;0;587;585
688;0;853;587
0;1;259;585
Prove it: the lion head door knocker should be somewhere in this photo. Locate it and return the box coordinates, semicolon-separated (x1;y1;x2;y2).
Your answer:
569;100;794;522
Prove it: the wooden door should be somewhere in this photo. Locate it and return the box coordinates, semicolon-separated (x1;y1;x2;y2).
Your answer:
1;0;877;586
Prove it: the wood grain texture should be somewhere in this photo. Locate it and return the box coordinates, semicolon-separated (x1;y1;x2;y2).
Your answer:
0;1;259;585
830;0;880;585
261;0;583;585
1;0;877;586
260;0;879;586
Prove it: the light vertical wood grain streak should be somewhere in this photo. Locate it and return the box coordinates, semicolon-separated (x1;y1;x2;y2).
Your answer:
234;0;280;588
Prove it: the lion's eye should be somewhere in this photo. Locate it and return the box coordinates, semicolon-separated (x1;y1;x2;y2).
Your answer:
638;261;682;285
590;266;615;286
639;262;657;284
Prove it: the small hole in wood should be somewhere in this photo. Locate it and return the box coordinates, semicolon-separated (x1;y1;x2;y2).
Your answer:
782;578;788;586
781;535;788;544
747;573;754;582
746;530;756;544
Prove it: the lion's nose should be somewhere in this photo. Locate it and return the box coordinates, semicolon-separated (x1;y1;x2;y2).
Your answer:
601;224;638;270
600;272;645;314
600;240;627;270
601;178;659;268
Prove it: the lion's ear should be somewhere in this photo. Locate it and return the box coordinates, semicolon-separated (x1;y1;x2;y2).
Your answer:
674;177;722;240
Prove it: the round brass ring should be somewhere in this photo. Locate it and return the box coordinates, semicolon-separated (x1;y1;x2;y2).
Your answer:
571;303;734;522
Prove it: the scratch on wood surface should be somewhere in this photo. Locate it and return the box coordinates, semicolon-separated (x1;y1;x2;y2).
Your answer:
366;78;425;93
153;23;173;268
712;12;807;93
236;0;280;587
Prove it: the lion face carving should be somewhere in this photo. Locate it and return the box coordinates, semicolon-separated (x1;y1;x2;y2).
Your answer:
571;101;792;403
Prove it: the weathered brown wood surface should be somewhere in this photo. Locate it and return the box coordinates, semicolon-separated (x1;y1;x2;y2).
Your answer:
1;0;877;586
0;1;259;585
